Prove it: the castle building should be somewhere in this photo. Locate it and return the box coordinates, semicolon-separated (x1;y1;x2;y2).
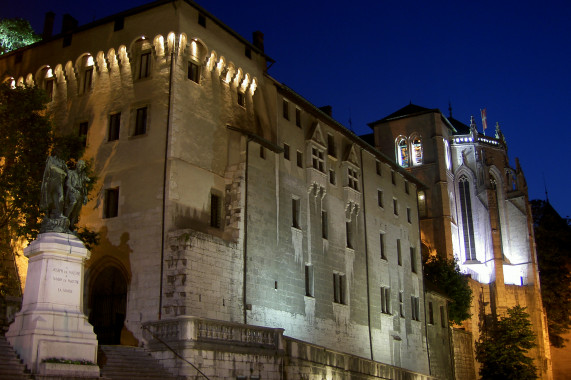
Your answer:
368;104;552;379
0;1;444;379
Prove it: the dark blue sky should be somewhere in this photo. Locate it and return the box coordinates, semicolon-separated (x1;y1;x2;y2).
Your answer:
4;0;571;218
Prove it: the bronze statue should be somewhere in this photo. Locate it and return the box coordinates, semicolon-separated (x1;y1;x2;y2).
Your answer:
40;156;90;233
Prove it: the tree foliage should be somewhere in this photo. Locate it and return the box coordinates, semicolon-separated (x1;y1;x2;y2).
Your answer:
0;18;40;54
476;305;538;380
531;199;571;347
423;255;472;324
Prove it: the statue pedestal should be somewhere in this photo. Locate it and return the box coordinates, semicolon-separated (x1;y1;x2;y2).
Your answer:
6;233;99;376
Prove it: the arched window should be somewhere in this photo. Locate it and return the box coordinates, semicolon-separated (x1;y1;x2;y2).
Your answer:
458;175;476;261
77;55;94;94
411;136;423;166
444;139;451;170
396;137;409;168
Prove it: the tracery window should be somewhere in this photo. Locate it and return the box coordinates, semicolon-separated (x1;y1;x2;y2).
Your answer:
411;137;423;166
458;175;476;261
396;137;409;168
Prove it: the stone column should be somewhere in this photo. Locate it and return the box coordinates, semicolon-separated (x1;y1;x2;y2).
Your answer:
6;232;99;377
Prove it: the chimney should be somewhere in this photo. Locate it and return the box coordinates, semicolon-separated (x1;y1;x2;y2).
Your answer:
62;14;78;34
319;105;332;117
42;12;55;39
253;31;264;52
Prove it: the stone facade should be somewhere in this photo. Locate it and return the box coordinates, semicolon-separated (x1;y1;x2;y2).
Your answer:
369;104;552;379
0;1;434;379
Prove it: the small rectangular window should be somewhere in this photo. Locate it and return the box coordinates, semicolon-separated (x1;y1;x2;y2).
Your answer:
393;198;399;216
259;146;265;159
410;246;416;273
347;168;359;191
45;79;54;100
329;169;336;185
376;160;382;176
198;13;206;27
327;134;336;157
134;107;147;136
440;305;446;327
283;100;289;120
411;296;420;321
322;211;328;239
397;239;402;266
399;292;404;317
407;207;411;223
380;233;386;260
188;61;200;83
391;170;396;185
82;68;93;93
237;91;245;107
428;302;434;324
405;181;410;194
139;52;150;79
311;147;325;172
381;287;390;314
108;113;121;141
292;198;300;229
78;122;89;146
283;144;290;160
210;193;221;228
377;190;383;208
333;273;346;304
104;188;119;218
295;108;301;127
305;264;314;297
296;151;303;168
346;221;353;249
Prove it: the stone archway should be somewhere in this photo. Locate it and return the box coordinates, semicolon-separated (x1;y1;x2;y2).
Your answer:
87;266;127;345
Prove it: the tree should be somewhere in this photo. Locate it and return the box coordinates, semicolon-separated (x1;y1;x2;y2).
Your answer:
0;18;40;54
423;255;472;324
0;82;97;298
476;305;538;380
531;199;571;347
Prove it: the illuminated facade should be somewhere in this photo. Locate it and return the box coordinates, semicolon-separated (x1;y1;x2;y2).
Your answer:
369;104;553;379
0;1;436;379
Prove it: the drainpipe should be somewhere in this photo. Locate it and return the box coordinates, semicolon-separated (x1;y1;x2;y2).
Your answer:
359;148;374;360
158;45;176;321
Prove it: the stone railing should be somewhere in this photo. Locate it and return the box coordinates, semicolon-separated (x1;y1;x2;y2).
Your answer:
143;316;284;351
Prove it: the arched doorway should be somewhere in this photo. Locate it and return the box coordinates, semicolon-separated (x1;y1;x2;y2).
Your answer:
88;266;127;345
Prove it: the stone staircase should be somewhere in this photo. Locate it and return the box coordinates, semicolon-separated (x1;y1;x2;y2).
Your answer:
98;345;180;380
0;332;33;380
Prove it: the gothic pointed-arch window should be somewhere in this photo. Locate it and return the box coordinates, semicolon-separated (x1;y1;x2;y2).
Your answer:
396;137;409;168
411;136;423;166
458;175;476;261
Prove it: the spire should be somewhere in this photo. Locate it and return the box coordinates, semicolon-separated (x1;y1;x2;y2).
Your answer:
470;115;477;130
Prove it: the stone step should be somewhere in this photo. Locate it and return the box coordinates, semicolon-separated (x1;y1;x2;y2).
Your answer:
0;334;33;380
98;345;179;380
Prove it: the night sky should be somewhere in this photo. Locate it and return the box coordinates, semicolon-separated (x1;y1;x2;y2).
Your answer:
4;0;571;218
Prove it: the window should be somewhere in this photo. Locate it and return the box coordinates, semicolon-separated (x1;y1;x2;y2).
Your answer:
139;51;151;79
329;169;336;185
305;264;314;297
376;160;382;176
428;302;434;324
377;190;384;208
405;181;409;194
210;193;221;228
397;239;402;266
292;198;300;229
45;78;54;100
78;122;88;146
347;167;358;191
283;144;290;160
410;247;416;273
391;170;396;185
237;91;245;107
380;233;386;260
295;108;301;127
399;292;404;317
381;287;390;314
418;191;427;217
393;198;398;215
333;273;346;304
411;137;423;166
104;188;119;218
321;211;328;239
188;61;200;83
108;113;121;141
296;151;303;168
440;305;446;327
411;296;420;321
282;100;289;120
407;207;411;223
82;67;93;94
198;13;206;27
134;107;147;136
459;175;477;261
327;134;336;157
396;137;409;167
444;139;452;170
346;221;353;249
259;146;265;159
311;147;325;172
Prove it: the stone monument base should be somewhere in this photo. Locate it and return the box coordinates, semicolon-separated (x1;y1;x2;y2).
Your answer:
6;233;99;377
